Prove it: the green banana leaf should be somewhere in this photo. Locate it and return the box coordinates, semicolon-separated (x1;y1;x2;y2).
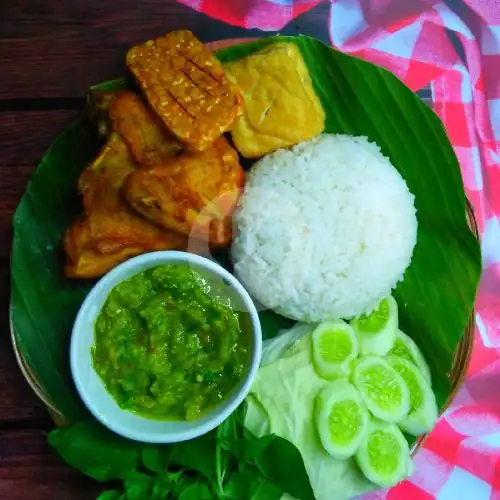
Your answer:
10;35;481;424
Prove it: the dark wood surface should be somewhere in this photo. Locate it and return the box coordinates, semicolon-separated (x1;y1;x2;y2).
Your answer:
0;3;432;499
0;2;333;499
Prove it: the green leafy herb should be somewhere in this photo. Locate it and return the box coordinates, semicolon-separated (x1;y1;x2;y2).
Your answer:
123;470;154;499
49;408;314;500
224;471;282;500
47;420;141;481
177;483;213;500
168;435;217;480
254;436;314;500
141;446;169;474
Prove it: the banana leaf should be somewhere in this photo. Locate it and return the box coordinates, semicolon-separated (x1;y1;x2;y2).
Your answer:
10;35;481;424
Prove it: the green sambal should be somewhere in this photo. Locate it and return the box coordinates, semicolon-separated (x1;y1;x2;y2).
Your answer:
92;264;250;421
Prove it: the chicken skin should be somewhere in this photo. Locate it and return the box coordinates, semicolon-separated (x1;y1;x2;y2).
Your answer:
123;136;244;247
64;134;187;278
109;91;182;167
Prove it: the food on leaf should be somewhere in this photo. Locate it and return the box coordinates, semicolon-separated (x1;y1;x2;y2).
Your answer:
352;356;410;423
127;30;243;151
232;134;418;322
356;419;412;488
351;295;398;356
92;263;250;421
63;134;187;278
123;136;244;247
388;329;432;381
314;380;368;459
224;42;325;158
387;356;438;436
84;89;120;139
109;91;181;166
13;31;478;500
311;320;359;379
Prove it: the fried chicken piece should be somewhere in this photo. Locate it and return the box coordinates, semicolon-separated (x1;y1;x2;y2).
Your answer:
64;134;188;278
84;89;121;139
123;137;244;247
224;42;325;158
126;30;243;151
109;91;182;167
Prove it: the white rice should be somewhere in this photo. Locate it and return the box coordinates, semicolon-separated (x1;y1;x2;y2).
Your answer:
231;134;417;322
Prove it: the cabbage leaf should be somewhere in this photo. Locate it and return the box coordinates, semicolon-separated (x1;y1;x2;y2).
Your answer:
246;326;374;500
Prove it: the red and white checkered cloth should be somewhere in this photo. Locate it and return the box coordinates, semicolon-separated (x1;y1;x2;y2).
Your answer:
180;0;500;498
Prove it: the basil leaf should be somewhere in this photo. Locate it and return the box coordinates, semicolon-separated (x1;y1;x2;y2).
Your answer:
48;420;140;481
224;471;282;500
141;446;169;474
168;435;216;480
123;470;153;500
178;483;213;500
254;437;314;500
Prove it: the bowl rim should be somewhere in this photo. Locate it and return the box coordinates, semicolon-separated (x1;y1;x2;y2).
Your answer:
70;250;263;443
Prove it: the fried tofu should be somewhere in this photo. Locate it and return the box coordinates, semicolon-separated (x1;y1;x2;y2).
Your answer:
64;134;188;278
126;30;243;151
123;137;244;247
224;42;325;158
109;91;181;167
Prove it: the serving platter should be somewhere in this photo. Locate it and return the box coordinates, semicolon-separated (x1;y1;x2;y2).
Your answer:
9;34;482;497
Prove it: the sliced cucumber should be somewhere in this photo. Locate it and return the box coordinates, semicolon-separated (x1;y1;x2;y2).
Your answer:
387;356;438;436
356;419;412;488
312;320;359;379
388;329;432;382
352;357;410;423
350;295;398;356
315;380;368;459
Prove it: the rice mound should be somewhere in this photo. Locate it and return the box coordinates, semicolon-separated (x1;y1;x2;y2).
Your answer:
231;134;418;322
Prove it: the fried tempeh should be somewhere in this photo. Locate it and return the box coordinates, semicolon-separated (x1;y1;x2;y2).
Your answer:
224;42;325;158
109;91;181;167
64;134;188;278
123;136;244;247
126;30;243;151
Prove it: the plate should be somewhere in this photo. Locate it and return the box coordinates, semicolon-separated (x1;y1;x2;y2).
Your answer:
9;36;481;458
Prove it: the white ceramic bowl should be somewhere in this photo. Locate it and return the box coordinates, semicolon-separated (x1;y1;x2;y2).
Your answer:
70;251;262;443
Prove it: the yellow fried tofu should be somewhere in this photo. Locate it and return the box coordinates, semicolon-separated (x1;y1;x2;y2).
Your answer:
123;137;244;247
224;42;325;158
109;91;181;167
126;30;243;151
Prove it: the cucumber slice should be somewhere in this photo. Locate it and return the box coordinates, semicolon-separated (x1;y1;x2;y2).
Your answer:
315;380;368;459
387;356;438;436
356;419;412;488
388;329;432;382
350;296;398;356
352;357;410;423
312;320;359;379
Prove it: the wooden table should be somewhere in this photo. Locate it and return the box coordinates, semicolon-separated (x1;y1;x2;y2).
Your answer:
0;3;433;498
